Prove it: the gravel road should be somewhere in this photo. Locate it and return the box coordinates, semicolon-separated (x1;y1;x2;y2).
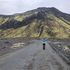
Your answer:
0;40;70;70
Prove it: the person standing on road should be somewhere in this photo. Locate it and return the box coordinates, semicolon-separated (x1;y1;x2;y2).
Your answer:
43;42;45;50
42;38;46;50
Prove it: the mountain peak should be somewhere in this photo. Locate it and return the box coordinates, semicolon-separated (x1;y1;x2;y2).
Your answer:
37;7;56;9
0;7;70;39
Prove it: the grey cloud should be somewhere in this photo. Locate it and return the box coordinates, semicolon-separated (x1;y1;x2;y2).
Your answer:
0;0;70;15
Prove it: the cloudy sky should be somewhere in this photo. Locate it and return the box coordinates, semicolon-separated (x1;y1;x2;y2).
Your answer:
0;0;70;15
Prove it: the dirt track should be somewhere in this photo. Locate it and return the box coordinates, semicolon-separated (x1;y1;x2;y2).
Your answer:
0;40;70;70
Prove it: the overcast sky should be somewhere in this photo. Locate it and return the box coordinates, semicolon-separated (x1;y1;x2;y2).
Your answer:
0;0;70;15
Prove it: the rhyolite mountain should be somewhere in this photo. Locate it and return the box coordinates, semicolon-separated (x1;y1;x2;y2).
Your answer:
0;7;70;39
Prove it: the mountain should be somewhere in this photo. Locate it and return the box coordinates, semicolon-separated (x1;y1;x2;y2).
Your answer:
0;7;70;39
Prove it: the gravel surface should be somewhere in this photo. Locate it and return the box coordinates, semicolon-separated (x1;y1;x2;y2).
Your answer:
0;40;70;70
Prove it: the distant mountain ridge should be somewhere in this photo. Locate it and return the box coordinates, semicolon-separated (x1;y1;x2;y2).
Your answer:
0;7;70;39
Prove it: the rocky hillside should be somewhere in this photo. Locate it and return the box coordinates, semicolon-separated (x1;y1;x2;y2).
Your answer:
0;7;70;39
